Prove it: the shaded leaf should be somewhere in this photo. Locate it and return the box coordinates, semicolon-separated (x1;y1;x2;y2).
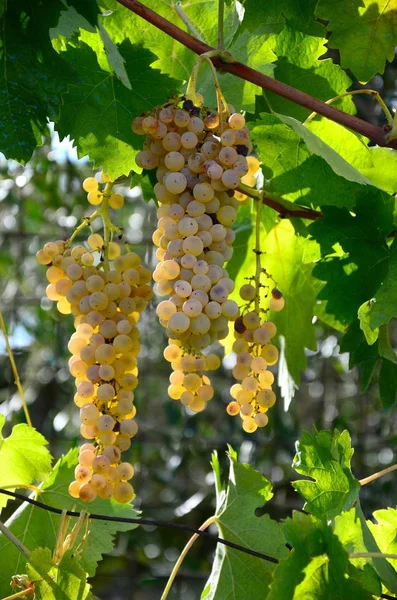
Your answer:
57;41;177;178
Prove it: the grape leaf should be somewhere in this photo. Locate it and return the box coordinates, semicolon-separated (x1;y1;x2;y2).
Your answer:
368;508;397;571
262;22;354;121
308;192;394;324
316;0;397;83
369;237;397;329
26;548;93;600
242;0;318;30
49;3;96;39
358;301;379;345
292;429;361;520
268;512;374;600
0;414;52;511
261;221;319;386
100;0;239;82
335;506;397;595
201;449;287;599
56;40;177;179
0;449;139;597
307;120;397;194
0;0;75;162
250;114;373;209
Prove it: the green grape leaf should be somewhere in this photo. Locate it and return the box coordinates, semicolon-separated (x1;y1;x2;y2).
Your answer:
0;449;139;597
261;221;319;386
56;40;177;179
262;23;354;121
250;114;373;209
369;508;397;571
335;505;397;595
316;0;397;83
308;192;394;324
378;358;397;408
201;449;287;599
198;24;276;113
26;548;93;600
49;3;96;39
0;0;76;163
358;301;379;345
306;120;397;194
242;0;318;30
100;0;239;83
66;0;100;27
268;512;374;600
0;415;52;511
292;429;361;520
369;237;397;329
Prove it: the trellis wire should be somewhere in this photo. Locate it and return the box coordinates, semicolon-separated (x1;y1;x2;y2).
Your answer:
0;489;395;600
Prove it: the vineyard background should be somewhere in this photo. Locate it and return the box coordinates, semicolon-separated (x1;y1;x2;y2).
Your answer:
1;52;397;599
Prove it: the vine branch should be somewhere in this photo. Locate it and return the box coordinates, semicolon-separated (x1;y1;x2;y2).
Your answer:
359;463;397;486
236;183;323;221
115;0;397;150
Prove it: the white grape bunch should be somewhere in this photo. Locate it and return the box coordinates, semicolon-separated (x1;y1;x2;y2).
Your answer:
227;278;285;433
37;177;152;503
132;95;255;413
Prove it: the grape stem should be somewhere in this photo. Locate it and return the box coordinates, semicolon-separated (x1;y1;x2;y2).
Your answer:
160;515;217;600
359;462;397;486
254;193;263;315
0;312;32;428
236;182;323;221
115;0;397;150
0;520;30;559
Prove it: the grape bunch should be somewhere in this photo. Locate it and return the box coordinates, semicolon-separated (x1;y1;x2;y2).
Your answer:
132;97;253;411
36;180;152;502
227;283;285;433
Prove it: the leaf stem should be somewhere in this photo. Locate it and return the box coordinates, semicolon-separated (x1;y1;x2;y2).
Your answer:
173;2;205;42
0;312;32;428
0;520;30;559
217;0;224;50
115;0;397;149
359;463;397;486
160;515;217;600
350;552;397;560
236;183;323;220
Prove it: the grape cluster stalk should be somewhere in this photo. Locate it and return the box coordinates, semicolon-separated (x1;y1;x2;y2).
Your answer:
36;178;152;503
132;91;257;413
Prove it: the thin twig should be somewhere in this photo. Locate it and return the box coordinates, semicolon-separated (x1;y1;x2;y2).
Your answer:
350;552;397;560
173;1;205;42
115;0;397;150
0;312;32;428
360;463;397;486
0;520;30;559
161;516;217;600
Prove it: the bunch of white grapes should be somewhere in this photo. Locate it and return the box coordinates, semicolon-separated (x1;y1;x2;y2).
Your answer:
227;286;285;433
132;97;254;411
36;182;152;503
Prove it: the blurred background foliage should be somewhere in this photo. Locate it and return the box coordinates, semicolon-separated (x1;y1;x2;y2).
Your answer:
1;65;397;600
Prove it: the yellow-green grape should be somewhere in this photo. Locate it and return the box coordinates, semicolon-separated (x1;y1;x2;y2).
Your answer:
83;177;99;192
109;193;124;210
